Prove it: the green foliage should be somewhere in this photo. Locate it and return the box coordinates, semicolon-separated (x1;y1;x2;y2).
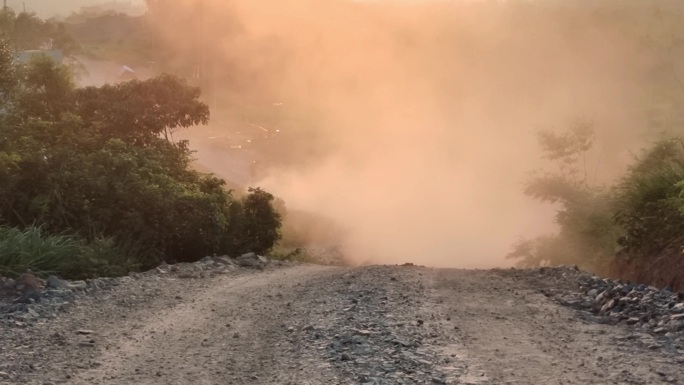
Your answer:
11;54;75;120
507;189;621;271
74;74;209;145
0;37;17;106
613;139;684;258
63;11;154;66
0;8;79;55
515;122;684;287
503;1;684;283
229;188;282;255
0;37;282;277
0;226;138;279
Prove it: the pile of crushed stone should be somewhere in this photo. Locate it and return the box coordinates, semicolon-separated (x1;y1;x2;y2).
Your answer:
502;266;684;339
0;253;285;327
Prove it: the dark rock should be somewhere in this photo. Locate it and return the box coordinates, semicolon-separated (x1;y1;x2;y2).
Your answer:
235;252;265;269
535;266;684;345
68;281;87;291
46;276;69;289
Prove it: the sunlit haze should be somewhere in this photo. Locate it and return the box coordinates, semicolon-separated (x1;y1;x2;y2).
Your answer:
153;0;658;267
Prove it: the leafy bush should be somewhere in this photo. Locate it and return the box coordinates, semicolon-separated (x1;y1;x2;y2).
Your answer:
508;189;621;272
513;127;684;289
0;39;282;277
604;139;684;289
508;122;622;272
0;226;139;279
614;139;684;258
228;188;282;255
0;8;79;55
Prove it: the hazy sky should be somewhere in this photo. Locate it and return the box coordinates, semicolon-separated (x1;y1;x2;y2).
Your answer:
5;0;145;18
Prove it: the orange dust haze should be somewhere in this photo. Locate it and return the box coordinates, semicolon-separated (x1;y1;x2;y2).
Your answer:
155;0;673;267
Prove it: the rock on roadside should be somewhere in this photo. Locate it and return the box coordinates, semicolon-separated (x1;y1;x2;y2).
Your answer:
0;252;279;326
509;266;684;345
235;252;269;269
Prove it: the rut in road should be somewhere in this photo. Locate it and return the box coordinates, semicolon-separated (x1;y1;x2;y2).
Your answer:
70;266;341;385
5;264;684;385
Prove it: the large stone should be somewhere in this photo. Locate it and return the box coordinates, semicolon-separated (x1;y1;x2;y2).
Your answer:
1;277;14;288
600;299;616;314
15;272;44;293
214;256;235;266
236;252;265;269
238;252;257;260
68;281;87;291
236;258;261;268
46;275;69;289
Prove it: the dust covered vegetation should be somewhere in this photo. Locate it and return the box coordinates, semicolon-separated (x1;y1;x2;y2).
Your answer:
509;124;684;291
0;34;281;279
499;1;684;290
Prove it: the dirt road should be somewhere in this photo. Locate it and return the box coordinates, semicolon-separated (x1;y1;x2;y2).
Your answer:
2;264;683;385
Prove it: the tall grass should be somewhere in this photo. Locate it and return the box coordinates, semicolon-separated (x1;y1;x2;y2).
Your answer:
614;140;684;257
608;139;684;290
0;226;140;279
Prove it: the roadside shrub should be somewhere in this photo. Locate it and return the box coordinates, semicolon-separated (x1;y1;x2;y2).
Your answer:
508;122;622;272
0;226;139;279
507;189;620;273
227;188;282;256
614;139;684;258
0;39;283;274
515;131;684;289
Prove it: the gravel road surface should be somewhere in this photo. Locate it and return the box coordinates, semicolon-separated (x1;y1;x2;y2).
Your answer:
2;263;683;385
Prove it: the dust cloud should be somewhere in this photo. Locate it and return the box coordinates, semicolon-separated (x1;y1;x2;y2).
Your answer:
156;1;656;267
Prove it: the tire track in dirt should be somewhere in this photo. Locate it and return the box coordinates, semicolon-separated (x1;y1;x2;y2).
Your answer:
4;264;684;385
69;265;339;385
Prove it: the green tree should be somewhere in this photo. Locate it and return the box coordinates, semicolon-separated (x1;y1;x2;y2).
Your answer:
0;38;282;270
613;139;684;258
229;188;283;255
75;74;209;146
0;37;17;107
508;122;622;271
10;54;75;120
0;7;79;55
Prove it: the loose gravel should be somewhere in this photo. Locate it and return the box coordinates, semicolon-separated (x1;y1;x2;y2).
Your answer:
1;261;684;384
